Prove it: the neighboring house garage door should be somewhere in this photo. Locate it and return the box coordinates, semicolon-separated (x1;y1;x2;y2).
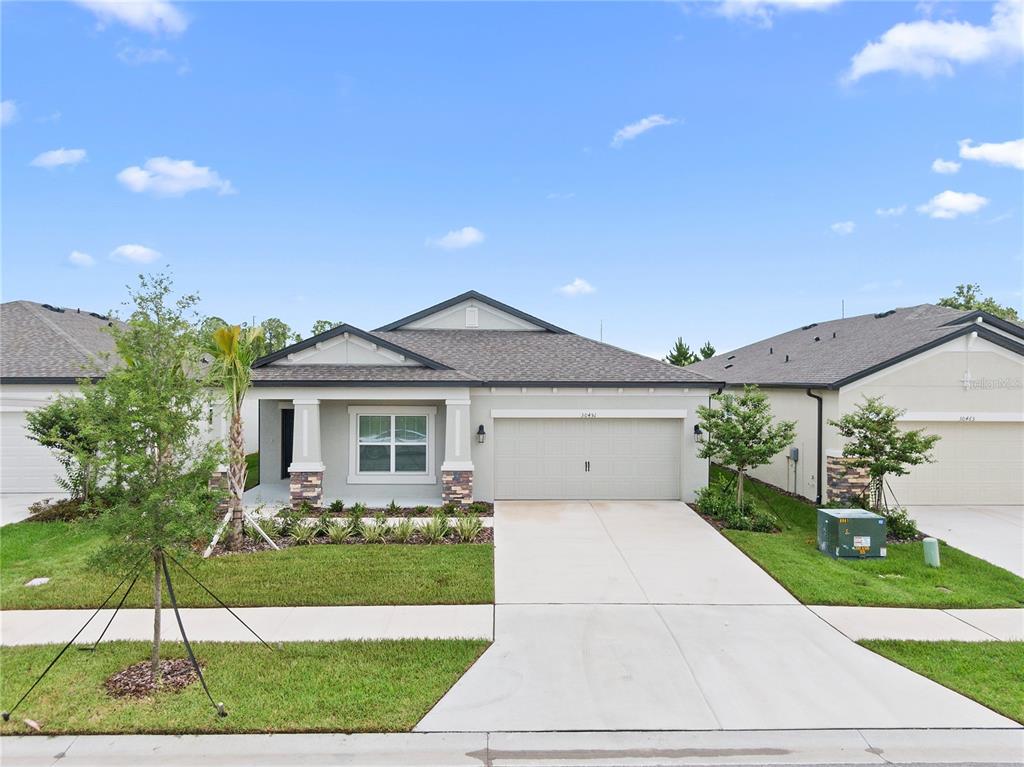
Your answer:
494;418;682;500
887;421;1024;506
1;411;63;494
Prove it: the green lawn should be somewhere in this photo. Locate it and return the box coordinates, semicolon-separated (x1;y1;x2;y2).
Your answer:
0;639;488;734
712;467;1024;608
1;521;494;609
860;640;1024;724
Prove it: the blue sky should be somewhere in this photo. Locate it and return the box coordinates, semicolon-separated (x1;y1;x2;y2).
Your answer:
2;0;1022;357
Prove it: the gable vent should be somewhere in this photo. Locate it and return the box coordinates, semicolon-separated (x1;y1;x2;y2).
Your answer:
465;306;479;328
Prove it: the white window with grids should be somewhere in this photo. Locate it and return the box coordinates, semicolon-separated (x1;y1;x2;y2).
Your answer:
348;406;436;484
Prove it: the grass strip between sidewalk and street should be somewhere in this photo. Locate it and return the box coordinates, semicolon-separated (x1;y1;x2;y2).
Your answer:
1;521;494;609
0;639;489;735
860;640;1024;725
711;467;1024;609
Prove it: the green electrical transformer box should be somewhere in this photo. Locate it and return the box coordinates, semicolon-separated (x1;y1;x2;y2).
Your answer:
817;509;887;559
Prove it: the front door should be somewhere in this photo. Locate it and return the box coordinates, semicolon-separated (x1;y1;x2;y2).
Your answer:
280;408;294;479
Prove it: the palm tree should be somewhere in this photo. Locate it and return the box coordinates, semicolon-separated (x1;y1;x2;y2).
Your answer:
207;324;263;549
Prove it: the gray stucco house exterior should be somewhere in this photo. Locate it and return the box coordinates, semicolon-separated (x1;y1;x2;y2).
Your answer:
247;291;721;508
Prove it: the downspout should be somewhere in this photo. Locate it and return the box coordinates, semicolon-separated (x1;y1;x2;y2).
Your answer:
805;388;823;505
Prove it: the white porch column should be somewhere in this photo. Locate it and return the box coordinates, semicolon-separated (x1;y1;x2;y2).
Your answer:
289;398;324;508
441;398;474;505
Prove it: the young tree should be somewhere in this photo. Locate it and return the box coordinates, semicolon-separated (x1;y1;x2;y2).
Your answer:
696;385;796;505
829;396;940;510
25;397;100;503
206;324;264;549
310;319;340;336
938;283;1019;322
699;341;716;360
664;337;698;366
258;317;297;354
79;274;221;683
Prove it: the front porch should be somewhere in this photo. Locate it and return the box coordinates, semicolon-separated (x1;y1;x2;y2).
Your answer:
251;386;476;510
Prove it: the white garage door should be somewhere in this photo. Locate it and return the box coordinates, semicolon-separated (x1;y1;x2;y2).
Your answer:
887;421;1024;506
494;418;682;500
1;411;64;494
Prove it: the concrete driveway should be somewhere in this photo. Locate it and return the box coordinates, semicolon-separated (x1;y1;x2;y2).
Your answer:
909;505;1024;577
417;500;1016;732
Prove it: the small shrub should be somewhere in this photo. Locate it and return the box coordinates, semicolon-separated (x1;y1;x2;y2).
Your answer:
275;506;304;536
696;480;778;532
327;499;345;515
313;509;334;537
454;513;483;542
27;497;92;522
391;517;416;543
420;511;450;544
467;501;491;516
387;499;401;515
290;522;317;545
441;501;460;516
882;506;919;541
414;505;430;515
327;519;355;544
359;515;391;544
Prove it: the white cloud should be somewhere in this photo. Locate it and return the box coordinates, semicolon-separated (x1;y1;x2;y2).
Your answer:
844;0;1023;83
917;190;989;219
546;192;576;200
427;226;485;250
958;137;1024;170
117;45;173;65
558;277;595;296
30;148;87;169
1;100;17;126
931;158;961;174
831;220;856;235
716;0;842;29
875;204;907;217
73;0;188;35
68;250;95;267
110;243;162;263
610;114;678;148
117;157;236;197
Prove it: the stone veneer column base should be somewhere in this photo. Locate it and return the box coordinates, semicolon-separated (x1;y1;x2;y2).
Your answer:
442;470;473;507
209;470;230;516
826;456;870;505
290;470;324;509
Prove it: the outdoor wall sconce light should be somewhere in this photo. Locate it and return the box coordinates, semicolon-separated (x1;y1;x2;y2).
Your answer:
477;424;487;444
693;424;705;444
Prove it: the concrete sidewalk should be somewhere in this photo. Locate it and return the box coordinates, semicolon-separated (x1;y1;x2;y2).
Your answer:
811;606;1024;641
2;729;1022;766
0;605;494;646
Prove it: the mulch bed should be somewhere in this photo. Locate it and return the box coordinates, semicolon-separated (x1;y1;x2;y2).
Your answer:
203;526;493;557
104;658;200;699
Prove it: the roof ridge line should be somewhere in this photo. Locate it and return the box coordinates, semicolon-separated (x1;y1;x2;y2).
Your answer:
25;302;99;364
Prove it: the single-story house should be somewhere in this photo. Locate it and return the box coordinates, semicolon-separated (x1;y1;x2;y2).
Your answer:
0;301;118;497
246;291;721;508
685;304;1024;507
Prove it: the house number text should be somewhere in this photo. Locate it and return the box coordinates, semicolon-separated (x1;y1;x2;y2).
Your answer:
580;412;598;418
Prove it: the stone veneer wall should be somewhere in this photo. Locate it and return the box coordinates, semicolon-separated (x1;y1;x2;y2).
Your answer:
826;456;870;505
290;470;324;509
209;471;230;516
442;470;473;506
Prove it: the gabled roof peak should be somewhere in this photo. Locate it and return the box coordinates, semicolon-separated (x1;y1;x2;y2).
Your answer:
374;290;570;334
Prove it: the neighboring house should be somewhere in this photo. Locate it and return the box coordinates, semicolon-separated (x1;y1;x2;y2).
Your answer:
0;300;259;501
0;301;117;496
686;305;1024;507
247;291;720;508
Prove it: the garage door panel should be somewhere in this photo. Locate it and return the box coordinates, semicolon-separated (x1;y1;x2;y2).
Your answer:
494;418;682;500
888;421;1023;506
1;411;64;494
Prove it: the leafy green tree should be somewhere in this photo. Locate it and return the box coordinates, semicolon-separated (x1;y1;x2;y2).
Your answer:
696;385;796;505
206;324;264;549
258;317;298;355
78;274;222;682
699;341;716;360
25;397;100;503
199;315;228;338
938;283;1019;322
829;396;940;510
310;319;340;336
665;337;698;366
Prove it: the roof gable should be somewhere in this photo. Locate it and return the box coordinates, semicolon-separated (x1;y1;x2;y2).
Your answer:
375;290;569;333
253;324;450;370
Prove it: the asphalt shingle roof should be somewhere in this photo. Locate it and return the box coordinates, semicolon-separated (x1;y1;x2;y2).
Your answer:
685;304;1019;387
251;364;476;384
1;301;118;381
